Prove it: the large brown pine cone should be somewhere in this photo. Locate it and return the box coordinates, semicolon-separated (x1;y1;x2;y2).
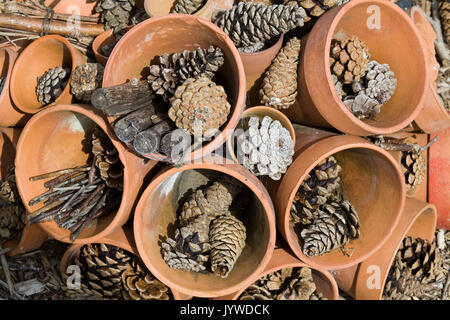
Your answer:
171;0;206;14
330;34;370;84
300;200;360;257
290;156;342;225
70;63;104;103
209;213;246;278
0;166;18;204
439;0;450;45
401;150;426;194
0;205;25;244
148;46;224;102
260;37;301;110
284;0;348;18
95;0;135;33
276;267;325;300
214;2;310;49
169;77;231;137
36;66;71;105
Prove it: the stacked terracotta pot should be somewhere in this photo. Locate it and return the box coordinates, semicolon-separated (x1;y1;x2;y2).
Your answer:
0;0;447;301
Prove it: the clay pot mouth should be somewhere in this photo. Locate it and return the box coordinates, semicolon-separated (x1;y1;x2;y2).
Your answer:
15;104;130;244
320;0;428;134
280;135;405;270
0;48;12;99
238;34;284;58
10;35;79;115
134;161;276;297
102;14;246;163
93;27;133;66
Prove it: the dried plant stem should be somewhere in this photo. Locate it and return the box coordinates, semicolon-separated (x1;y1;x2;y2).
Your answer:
0;246;14;297
29;165;90;182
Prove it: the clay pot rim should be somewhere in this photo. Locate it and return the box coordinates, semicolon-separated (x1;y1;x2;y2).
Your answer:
103;14;246;163
133;157;276;297
92;26;133;66
15;104;134;244
226;105;296;164
278;134;405;270
144;0;213;18
0;47;16;102
319;0;428;135
355;200;437;300
238;34;284;58
10;35;80;115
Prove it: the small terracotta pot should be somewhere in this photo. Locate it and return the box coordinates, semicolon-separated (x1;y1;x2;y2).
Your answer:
0;127;21;178
44;0;97;16
59;226;186;300
284;0;428;136
133;156;276;298
14;104;159;244
226;106;296;164
240;35;283;107
103;14;246;163
0;39;31;54
92;27;132;66
428;128;450;230
272;124;405;270
216;248;339;300
331;198;437;299
0;47;29;127
409;7;450;133
10;35;87;115
144;0;214;20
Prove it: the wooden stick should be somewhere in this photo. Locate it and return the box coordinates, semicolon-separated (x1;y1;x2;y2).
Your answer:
113;106;157;143
29;165;90;181
0;245;14;298
28;200;65;220
133;120;174;155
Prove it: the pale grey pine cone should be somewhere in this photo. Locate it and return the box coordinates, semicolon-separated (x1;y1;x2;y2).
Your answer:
70;63;105;102
171;0;206;14
36;66;71;105
343;60;397;120
95;0;135;33
237;115;294;180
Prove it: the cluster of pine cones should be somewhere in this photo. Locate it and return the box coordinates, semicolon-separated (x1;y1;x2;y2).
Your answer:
239;266;326;300
64;243;172;300
290;156;361;257
161;178;247;278
330;33;397;120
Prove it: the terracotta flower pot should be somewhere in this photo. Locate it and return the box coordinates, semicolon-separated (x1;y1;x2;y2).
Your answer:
0;47;29;128
331;198;437;300
144;0;214;20
14;104;159;244
272;124;405;270
0;127;21;178
133;156;276;298
240;35;284;107
409;7;450;134
212;0;235;11
59;226;186;299
44;0;97;16
0;39;31;54
215;248;339;300
92;27;132;66
10;35;87;115
103;14;246;163
283;0;428;136
227;105;296;164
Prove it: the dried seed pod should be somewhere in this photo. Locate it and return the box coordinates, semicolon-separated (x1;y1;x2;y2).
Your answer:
290;155;342;225
300;200;360;257
343;60;397;120
36;66;71;105
330;33;370;84
169;77;231;137
283;0;349;19
238;116;294;180
70;63;105;103
148;46;224;102
214;2;310;48
260;37;301;110
95;0;135;33
0;205;25;244
209;213;246;278
439;0;450;45
171;0;206;14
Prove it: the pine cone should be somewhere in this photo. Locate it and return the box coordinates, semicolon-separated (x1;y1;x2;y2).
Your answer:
401;150;426;194
260;37;301;110
242;0;276;6
148;46;224;102
330;34;370;84
70;63;105;103
300;200;360;257
276;267;324;300
290;155;342;225
36;66;71;105
95;0;135;33
171;0;206;14
332;74;347;99
169;77;231;137
0;77;5;95
91;128;124;190
209;213;246;278
214;2;310;49
284;0;346;18
73;243;133;299
437;59;450;112
0;205;25;244
0;166;18;204
439;0;450;45
343;60;397;120
384;264;422;300
239;284;274;300
122;258;171;300
238;116;294;180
